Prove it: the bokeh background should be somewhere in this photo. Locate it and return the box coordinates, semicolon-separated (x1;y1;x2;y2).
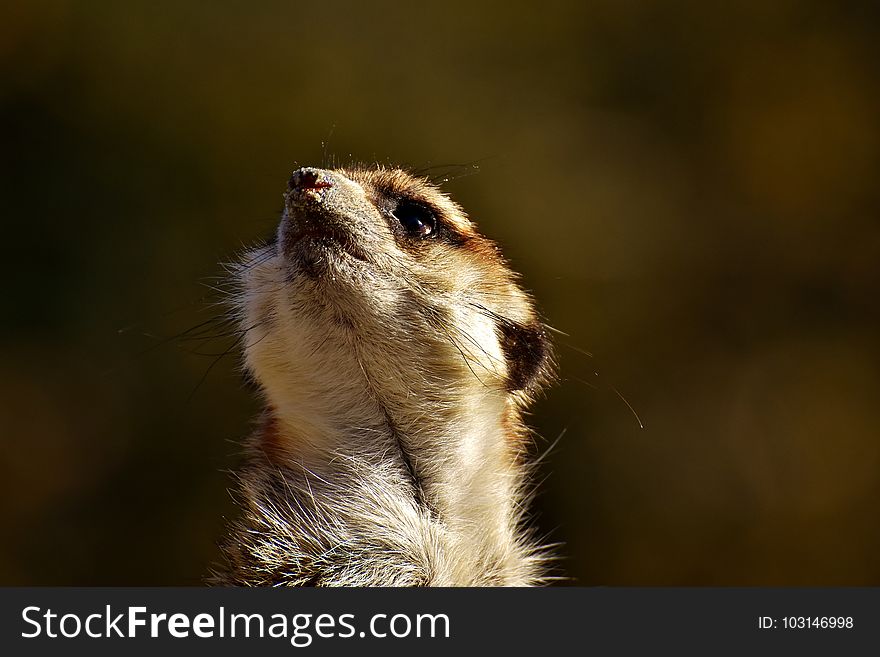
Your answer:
2;1;879;585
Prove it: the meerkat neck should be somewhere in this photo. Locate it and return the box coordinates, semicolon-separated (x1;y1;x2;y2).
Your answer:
256;389;534;585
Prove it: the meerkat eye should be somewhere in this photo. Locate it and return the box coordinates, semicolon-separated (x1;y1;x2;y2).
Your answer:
392;201;436;238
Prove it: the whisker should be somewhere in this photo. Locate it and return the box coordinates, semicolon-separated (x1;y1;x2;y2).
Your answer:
611;385;644;430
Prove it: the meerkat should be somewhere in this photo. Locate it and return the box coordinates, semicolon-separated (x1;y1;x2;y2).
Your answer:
211;164;555;586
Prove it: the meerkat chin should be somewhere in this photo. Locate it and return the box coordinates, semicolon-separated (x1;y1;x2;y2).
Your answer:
211;164;555;586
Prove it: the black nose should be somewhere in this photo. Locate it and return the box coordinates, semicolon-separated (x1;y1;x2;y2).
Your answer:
288;168;334;192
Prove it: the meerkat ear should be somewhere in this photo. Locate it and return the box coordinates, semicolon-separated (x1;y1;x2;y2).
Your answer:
497;320;553;394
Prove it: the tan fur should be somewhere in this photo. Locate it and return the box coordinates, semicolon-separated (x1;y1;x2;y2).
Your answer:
211;165;555;586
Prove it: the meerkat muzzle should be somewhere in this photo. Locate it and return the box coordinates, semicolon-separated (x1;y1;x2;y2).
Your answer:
288;167;334;192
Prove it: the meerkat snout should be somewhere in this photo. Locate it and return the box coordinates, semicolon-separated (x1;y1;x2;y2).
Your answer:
287;167;334;192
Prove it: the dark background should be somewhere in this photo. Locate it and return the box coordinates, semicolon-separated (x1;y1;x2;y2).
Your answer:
2;1;878;585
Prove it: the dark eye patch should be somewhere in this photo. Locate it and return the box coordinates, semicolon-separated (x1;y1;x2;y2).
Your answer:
392;200;436;238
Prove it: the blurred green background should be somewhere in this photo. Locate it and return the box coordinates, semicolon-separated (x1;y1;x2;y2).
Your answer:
2;1;879;585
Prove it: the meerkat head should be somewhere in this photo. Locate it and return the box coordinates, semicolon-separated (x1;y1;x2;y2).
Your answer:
234;165;553;452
